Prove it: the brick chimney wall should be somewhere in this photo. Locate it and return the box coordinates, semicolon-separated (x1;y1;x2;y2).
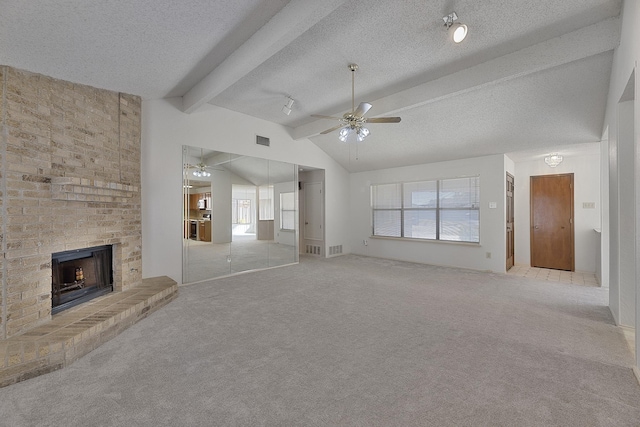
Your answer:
0;66;142;339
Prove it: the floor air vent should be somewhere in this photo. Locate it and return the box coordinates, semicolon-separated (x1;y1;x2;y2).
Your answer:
329;245;342;255
306;244;322;255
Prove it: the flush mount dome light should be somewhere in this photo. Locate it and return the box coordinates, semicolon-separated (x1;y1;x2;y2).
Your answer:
544;153;563;168
443;12;468;43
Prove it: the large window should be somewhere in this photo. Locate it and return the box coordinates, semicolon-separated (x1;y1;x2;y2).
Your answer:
280;192;295;231
371;177;479;243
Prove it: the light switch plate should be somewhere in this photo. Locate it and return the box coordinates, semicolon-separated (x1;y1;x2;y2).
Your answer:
489;202;497;209
583;202;596;209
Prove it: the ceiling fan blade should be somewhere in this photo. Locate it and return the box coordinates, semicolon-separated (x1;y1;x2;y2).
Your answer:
353;102;372;117
367;117;401;123
311;114;343;120
320;124;346;135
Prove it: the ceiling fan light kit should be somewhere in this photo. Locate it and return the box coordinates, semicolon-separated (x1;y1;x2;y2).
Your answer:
312;64;401;143
191;148;212;177
192;164;211;177
339;125;370;143
443;12;468;43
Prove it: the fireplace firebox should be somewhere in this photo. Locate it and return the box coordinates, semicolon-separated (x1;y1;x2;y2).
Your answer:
51;245;114;314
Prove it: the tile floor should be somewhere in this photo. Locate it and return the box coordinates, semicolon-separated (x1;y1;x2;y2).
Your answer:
507;265;599;286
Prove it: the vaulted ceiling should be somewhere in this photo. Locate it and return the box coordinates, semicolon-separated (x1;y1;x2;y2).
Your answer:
0;0;621;172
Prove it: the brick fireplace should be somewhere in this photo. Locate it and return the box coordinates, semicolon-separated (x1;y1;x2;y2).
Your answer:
0;66;178;387
0;66;143;339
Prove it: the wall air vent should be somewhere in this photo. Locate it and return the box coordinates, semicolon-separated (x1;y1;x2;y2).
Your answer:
256;135;270;147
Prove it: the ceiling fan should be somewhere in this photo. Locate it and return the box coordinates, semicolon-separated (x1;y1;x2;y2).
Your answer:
185;148;224;178
312;64;401;142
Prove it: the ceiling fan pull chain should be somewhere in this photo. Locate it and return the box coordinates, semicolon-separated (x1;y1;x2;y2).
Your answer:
352;65;355;113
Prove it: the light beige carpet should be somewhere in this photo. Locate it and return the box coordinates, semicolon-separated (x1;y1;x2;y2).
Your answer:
1;255;638;426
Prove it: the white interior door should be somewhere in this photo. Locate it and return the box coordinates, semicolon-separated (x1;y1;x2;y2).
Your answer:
304;182;323;240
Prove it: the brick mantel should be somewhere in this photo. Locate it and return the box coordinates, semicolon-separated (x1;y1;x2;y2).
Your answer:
50;177;139;203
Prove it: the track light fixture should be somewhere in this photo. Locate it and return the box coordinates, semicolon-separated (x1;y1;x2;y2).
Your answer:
443;12;468;43
282;96;295;115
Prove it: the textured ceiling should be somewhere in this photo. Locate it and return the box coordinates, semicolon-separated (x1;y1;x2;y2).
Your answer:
0;0;622;171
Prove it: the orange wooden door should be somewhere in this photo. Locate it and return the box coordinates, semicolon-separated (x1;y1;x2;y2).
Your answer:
506;173;515;271
530;174;574;271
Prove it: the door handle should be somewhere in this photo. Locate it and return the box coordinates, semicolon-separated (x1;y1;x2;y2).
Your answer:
534;225;539;229
305;222;309;225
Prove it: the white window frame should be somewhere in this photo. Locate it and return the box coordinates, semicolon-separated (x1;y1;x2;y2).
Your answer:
279;192;295;231
371;176;480;243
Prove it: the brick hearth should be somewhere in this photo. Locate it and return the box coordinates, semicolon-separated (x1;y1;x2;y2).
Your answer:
0;276;177;387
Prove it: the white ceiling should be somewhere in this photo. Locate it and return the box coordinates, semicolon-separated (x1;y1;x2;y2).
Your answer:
0;0;622;172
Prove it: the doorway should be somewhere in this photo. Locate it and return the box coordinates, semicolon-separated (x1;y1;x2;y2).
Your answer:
530;173;574;271
304;182;323;241
506;172;514;271
298;168;326;256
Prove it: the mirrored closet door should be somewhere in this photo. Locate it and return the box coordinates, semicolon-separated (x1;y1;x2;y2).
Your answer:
182;146;298;283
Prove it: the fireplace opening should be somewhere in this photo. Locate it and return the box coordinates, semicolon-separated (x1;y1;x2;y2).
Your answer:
51;245;113;314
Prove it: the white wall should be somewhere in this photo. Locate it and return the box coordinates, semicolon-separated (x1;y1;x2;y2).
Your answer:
601;0;640;371
600;138;609;287
617;100;636;327
348;154;507;273
142;98;349;283
512;146;601;273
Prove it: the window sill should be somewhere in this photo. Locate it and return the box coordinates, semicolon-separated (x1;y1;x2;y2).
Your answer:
370;235;480;246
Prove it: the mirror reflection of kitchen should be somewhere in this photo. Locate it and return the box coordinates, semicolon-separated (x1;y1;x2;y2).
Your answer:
182;145;299;284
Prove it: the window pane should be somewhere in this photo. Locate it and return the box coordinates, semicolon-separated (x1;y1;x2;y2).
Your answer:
259;186;274;220
281;192;295;210
403;181;437;208
279;192;295;230
372;184;401;208
440;177;480;208
373;210;401;237
440;210;479;242
404;210;436;239
281;211;295;230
